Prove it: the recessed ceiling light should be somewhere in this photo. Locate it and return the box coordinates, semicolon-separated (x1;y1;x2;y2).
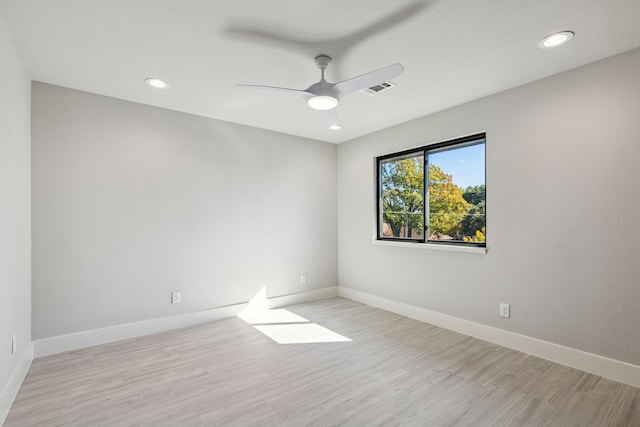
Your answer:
145;78;169;89
307;95;338;110
538;31;574;49
329;124;342;130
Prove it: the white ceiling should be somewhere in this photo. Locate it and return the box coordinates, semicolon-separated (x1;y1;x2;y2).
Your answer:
2;0;640;144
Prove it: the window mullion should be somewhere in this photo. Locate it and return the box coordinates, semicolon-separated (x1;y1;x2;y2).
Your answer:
424;150;429;241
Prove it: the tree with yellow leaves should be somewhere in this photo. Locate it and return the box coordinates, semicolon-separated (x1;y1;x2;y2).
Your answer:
381;158;470;239
428;164;470;236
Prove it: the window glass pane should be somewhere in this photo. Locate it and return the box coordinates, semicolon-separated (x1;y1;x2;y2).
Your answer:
380;152;425;240
427;142;485;243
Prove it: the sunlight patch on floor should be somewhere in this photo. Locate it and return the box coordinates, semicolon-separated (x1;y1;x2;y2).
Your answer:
253;323;351;344
238;286;351;344
239;307;308;325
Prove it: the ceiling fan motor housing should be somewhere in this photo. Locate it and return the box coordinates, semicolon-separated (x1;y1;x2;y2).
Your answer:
315;55;332;70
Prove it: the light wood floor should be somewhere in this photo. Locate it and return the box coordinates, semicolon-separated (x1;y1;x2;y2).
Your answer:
5;297;640;426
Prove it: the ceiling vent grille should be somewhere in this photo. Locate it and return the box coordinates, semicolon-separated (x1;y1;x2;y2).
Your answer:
361;80;397;96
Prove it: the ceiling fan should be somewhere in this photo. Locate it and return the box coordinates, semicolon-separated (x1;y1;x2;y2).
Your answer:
237;55;404;130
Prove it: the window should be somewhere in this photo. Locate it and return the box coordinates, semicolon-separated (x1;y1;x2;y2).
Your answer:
379;151;425;240
377;133;486;247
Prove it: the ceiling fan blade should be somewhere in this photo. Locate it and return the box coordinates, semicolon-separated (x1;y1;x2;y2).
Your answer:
236;84;314;101
334;63;404;97
323;108;341;129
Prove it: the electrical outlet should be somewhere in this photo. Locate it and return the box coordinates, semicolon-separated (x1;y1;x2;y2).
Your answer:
12;334;16;354
300;274;307;284
500;303;510;318
171;291;181;304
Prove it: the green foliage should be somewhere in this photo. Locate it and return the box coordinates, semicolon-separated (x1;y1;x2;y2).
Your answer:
428;164;470;236
464;227;486;242
460;185;486;239
460;200;485;237
462;185;485;205
381;160;482;241
381;156;424;238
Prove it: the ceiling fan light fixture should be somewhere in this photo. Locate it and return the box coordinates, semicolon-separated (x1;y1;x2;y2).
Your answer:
538;31;574;49
307;95;338;110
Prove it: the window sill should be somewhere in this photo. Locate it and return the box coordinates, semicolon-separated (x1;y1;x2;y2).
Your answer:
372;239;487;254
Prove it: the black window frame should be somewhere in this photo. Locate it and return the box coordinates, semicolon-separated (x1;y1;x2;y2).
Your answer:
376;133;486;248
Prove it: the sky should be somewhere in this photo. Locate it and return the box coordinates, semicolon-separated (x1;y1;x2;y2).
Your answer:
429;143;485;189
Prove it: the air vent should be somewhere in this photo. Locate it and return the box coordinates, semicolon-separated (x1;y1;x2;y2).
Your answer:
361;81;397;96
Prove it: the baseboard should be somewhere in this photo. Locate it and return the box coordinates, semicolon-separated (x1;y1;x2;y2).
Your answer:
269;286;338;309
33;286;338;358
0;342;33;426
338;287;640;388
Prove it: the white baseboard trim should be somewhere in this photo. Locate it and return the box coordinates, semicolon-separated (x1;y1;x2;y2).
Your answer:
269;286;338;309
338;287;640;388
0;342;33;426
34;303;248;357
33;286;338;358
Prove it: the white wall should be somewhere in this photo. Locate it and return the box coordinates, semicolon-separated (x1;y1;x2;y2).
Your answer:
338;48;640;366
32;83;337;339
0;6;31;410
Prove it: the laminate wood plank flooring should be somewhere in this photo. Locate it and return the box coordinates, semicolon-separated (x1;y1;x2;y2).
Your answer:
5;297;640;426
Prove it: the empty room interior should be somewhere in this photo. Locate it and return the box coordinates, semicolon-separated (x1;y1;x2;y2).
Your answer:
2;0;640;425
